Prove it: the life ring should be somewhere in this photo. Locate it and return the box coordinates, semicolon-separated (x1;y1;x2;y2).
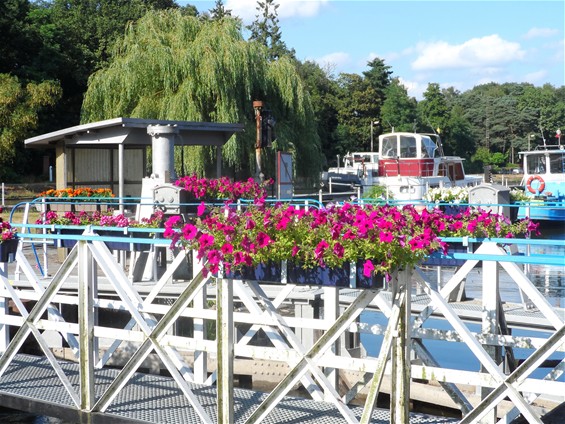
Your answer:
526;175;545;194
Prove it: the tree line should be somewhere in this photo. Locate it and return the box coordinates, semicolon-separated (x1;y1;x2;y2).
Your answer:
1;0;564;183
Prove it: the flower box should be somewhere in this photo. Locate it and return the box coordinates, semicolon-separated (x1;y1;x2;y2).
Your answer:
220;260;383;288
288;262;350;287
57;229;83;249
131;232;155;252
439;205;467;216
0;238;18;262
421;242;477;267
224;261;282;283
96;230;130;251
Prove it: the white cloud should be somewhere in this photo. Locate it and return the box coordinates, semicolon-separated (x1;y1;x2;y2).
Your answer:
397;78;425;101
411;35;525;71
524;70;548;83
523;27;560;39
312;52;351;72
225;0;328;23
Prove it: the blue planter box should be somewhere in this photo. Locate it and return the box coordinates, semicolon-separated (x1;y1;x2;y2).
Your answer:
288;262;350;287
224;262;282;283
422;242;476;267
219;260;383;289
97;230;130;251
0;238;18;262
57;229;83;249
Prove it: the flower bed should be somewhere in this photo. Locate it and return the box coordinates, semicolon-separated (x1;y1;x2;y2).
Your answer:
37;187;114;199
36;187;115;212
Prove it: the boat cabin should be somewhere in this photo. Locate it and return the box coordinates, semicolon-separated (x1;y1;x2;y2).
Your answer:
377;132;467;181
378;132;438;178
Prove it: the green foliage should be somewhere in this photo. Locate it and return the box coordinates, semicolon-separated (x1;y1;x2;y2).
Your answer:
472;146;507;168
247;0;293;60
381;78;417;132
418;83;449;134
295;60;340;167
82;11;322;180
0;74;61;179
363;185;392;201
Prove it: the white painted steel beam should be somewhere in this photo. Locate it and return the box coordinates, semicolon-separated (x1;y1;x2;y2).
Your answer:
243;284;376;423
217;275;234;424
78;240;96;411
360;291;405;423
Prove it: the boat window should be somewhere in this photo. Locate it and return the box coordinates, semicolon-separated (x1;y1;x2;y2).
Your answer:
381;136;397;157
421;137;437;158
549;152;565;174
527;155;546;174
399;136;417;158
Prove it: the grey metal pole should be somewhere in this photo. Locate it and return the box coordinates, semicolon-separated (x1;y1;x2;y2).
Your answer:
147;124;179;183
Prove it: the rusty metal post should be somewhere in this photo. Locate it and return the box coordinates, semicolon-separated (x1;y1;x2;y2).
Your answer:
253;100;264;183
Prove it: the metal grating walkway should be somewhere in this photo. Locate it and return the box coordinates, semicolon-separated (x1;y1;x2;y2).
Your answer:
0;354;459;424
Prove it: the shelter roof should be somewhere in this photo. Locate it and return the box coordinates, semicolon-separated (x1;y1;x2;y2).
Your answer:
25;117;244;148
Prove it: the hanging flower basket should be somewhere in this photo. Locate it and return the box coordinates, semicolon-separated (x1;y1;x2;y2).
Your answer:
0;238;18;263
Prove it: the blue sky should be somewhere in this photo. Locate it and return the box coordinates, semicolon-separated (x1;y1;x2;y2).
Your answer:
183;1;564;99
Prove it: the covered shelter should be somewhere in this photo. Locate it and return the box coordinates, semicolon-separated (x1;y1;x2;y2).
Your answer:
25;117;244;199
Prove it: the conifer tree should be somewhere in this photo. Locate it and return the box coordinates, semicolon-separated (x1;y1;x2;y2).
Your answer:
247;0;293;60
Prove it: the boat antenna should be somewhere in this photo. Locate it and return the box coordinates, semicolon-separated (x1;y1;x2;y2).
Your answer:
539;124;546;148
425;117;438;135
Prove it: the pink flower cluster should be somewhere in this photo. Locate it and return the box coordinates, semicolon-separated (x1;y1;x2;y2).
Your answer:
174;174;273;201
1;219;17;243
165;202;538;280
37;210;164;229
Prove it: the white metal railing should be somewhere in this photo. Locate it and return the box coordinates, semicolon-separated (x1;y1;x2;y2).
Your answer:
0;231;563;423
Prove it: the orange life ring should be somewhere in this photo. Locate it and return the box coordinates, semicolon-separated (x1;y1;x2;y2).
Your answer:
526;175;545;194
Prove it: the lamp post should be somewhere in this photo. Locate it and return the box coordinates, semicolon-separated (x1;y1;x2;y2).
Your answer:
528;134;534;150
557;129;562;147
370;120;379;152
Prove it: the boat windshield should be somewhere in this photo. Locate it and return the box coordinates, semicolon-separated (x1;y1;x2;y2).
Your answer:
399;136;417;158
422;136;437;158
526;154;547;174
549;152;565;174
381;135;397;157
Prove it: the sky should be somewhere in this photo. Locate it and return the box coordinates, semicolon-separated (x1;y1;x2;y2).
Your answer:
181;0;564;100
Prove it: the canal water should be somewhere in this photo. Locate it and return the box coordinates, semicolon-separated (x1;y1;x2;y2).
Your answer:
1;224;563;422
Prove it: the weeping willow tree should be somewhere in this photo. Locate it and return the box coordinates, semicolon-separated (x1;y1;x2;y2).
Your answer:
81;10;321;180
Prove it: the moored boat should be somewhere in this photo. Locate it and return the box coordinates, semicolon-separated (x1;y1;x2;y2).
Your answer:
517;144;565;221
321;131;483;200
